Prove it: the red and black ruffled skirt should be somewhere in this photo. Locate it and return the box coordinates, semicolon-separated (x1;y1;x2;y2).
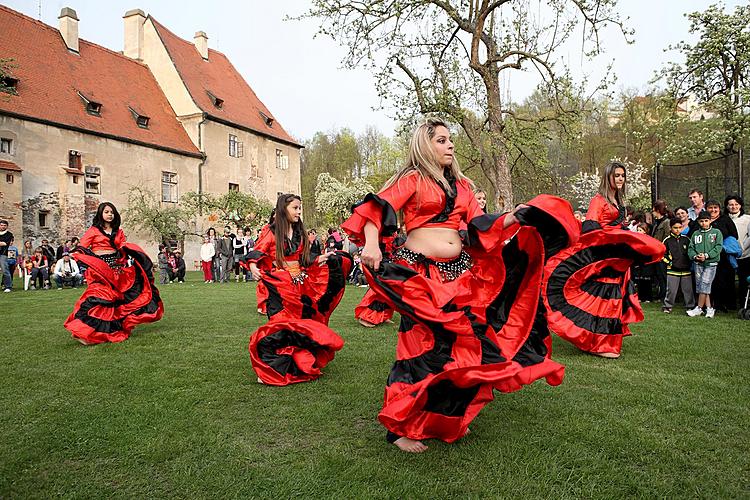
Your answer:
351;197;576;443
355;288;394;326
64;245;163;344
542;227;665;355
249;252;353;385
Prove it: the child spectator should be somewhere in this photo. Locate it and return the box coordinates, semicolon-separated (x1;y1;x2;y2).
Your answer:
662;217;695;314
200;235;215;283
6;239;18;282
687;210;723;318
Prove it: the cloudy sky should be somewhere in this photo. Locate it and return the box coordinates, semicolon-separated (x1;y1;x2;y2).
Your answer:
3;0;744;141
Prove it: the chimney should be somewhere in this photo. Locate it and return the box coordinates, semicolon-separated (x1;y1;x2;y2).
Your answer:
58;7;79;53
194;31;209;60
123;9;146;60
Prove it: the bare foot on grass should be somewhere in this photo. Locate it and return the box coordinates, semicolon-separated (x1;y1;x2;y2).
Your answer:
358;318;377;328
393;437;428;453
591;351;620;359
75;337;94;346
257;377;264;384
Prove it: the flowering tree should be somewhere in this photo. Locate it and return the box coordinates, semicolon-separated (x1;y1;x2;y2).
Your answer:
315;173;374;227
568;159;651;212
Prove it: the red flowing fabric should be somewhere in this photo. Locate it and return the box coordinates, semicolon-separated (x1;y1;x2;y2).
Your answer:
542;228;665;355
354;288;394;326
256;280;268;314
344;192;575;443
249;318;344;386
64;243;163;344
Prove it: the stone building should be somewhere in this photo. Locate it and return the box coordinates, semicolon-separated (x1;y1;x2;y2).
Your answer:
0;5;301;262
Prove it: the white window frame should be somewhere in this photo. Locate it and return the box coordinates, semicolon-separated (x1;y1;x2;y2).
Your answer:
161;171;178;203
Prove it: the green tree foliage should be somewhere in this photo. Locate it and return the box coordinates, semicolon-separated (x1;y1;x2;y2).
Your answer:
124;187;198;245
300;0;629;210
181;190;273;231
658;3;750;157
0;58;18;98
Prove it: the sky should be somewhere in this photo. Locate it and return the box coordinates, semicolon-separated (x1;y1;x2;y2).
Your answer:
2;0;745;141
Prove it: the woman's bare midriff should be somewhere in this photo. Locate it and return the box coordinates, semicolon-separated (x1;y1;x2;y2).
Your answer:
93;250;113;256
404;227;463;259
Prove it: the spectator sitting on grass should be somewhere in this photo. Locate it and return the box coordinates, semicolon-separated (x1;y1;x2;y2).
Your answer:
53;252;82;289
169;250;186;283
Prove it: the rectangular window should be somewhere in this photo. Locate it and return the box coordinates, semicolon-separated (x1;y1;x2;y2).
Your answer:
229;183;239;192
72;175;79;184
0;138;12;154
275;149;288;170
6;173;13;184
161;171;178;203
85;166;101;194
38;210;49;228
229;134;238;157
68;150;82;169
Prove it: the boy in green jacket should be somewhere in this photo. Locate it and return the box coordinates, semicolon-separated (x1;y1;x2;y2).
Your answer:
687;210;723;318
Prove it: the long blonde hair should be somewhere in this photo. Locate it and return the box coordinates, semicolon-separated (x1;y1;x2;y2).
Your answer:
598;160;627;207
383;118;471;195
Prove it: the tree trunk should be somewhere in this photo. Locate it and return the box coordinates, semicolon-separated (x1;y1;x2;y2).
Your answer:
484;70;512;212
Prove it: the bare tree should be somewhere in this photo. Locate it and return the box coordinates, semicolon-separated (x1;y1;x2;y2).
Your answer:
299;0;630;209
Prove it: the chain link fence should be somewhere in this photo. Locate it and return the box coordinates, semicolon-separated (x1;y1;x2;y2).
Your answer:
653;150;748;208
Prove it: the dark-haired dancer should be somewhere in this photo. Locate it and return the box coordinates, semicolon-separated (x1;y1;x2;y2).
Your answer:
343;119;576;453
542;161;664;358
246;194;353;386
64;202;163;344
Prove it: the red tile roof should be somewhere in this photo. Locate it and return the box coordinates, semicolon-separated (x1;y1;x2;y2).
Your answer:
0;5;201;158
151;18;302;148
0;160;22;172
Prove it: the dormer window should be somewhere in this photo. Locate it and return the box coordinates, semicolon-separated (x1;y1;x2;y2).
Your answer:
1;76;18;94
77;91;102;116
260;111;274;127
128;106;150;129
206;90;223;109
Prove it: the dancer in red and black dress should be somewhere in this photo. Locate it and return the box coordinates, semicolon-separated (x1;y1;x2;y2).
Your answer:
542;161;664;358
343;119;577;453
64;202;163;345
246;194;353;386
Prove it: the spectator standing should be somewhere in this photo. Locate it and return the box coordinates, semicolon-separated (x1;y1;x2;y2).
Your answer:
632;223;654;302
308;229;321;256
651;200;672;301
706;199;738;311
169;250;186;283
0;219;13;292
157;244;170;285
6;239;18;279
662;217;695;314
326;227;344;251
53;252;82;289
674;206;695;236
244;228;256;281
218;226;234;283
687;210;723;318
207;227;220;282
30;247;50;290
726;195;750;307
200;235;215;283
687;189;705;220
56;239;72;260
233;227;246;282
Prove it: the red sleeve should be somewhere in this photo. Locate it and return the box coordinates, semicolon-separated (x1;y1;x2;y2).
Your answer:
114;229;126;248
246;225;275;270
342;172;417;244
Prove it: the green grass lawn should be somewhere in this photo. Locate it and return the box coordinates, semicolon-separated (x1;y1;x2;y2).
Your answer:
1;271;748;498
